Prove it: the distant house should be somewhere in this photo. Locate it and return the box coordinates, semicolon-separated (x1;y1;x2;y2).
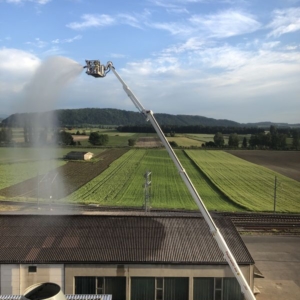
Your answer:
65;151;94;160
0;213;255;300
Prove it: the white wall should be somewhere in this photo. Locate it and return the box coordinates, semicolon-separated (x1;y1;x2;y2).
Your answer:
20;264;64;294
0;264;64;295
0;264;20;295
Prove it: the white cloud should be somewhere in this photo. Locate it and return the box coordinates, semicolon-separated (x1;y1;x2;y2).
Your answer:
66;14;116;30
67;11;150;31
41;46;65;57
148;10;261;38
0;47;40;74
51;35;82;44
111;53;127;58
267;7;300;37
162;37;206;54
0;48;40;113
117;14;142;29
148;21;194;35
25;38;48;48
189;10;261;38
110;41;300;122
262;41;280;49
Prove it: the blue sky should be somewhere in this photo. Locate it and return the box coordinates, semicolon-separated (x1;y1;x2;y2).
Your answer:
0;0;299;123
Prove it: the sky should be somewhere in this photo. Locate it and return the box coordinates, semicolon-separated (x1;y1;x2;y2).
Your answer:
0;0;300;124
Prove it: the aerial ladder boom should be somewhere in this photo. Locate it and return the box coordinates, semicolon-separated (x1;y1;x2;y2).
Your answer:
84;60;256;300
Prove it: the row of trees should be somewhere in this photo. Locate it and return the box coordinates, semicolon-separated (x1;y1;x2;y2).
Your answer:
209;126;300;150
117;125;265;135
211;132;242;148
248;126;299;150
57;131;110;146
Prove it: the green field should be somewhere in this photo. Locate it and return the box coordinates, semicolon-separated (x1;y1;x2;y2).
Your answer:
185;150;300;212
66;149;196;209
166;136;203;147
0;146;299;213
66;149;245;211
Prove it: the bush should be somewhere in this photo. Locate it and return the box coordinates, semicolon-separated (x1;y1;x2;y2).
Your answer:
169;141;178;147
128;139;136;146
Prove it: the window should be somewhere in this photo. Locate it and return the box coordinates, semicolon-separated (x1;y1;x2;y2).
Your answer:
75;277;126;300
193;278;243;300
131;277;188;300
156;278;163;300
215;278;222;300
28;266;37;273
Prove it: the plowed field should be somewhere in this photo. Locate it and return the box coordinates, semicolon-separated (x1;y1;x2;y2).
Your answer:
0;148;129;200
226;150;300;182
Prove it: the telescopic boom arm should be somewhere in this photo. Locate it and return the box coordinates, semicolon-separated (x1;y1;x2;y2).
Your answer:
84;60;256;300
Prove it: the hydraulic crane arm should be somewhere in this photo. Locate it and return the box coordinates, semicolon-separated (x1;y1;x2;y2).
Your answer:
84;60;256;300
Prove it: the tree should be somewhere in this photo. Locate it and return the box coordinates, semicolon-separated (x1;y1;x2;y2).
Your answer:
270;125;279;149
292;129;300;150
169;141;178;147
242;137;248;148
170;131;176;137
0;128;12;143
89;132;109;145
56;130;74;145
278;133;287;149
128;138;136;146
213;132;224;147
228;133;239;148
205;141;216;148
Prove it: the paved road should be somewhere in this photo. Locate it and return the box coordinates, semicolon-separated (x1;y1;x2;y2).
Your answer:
242;235;300;300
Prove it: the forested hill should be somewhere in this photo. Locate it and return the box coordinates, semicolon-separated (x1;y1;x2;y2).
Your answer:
1;108;241;127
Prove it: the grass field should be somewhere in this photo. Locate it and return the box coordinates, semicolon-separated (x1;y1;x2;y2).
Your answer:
166;136;203;147
185;150;300;212
1;146;299;213
66;149;245;211
65;149;196;209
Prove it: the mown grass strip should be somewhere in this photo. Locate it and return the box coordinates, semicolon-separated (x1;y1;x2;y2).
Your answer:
185;150;300;213
175;150;245;211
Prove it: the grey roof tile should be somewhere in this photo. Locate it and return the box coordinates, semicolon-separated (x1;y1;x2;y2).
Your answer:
0;214;254;264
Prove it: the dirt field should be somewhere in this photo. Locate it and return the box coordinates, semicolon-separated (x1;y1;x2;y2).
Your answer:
226;150;300;182
135;137;163;147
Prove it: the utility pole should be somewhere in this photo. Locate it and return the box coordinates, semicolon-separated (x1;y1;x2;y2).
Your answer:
273;176;277;212
143;171;151;212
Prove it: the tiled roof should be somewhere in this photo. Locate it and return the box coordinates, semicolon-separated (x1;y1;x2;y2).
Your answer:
0;214;254;264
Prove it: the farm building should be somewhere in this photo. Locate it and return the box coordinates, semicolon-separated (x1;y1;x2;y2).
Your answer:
65;151;94;160
0;213;255;300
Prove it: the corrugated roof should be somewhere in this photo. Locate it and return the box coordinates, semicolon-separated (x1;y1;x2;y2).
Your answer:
0;214;254;265
0;295;111;300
